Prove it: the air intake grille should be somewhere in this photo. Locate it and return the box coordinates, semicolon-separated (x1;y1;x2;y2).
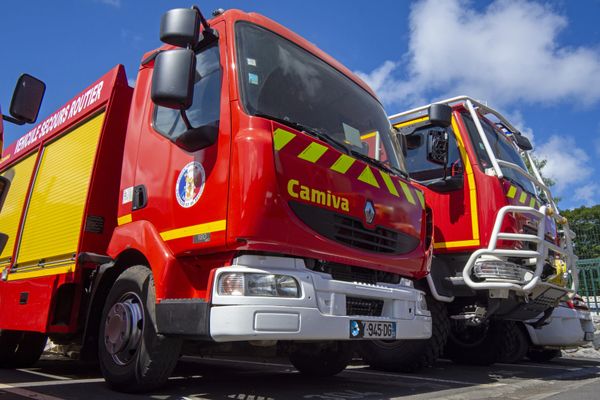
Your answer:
289;201;419;254
346;297;384;317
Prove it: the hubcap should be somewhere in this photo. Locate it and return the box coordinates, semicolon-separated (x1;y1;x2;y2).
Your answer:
104;292;144;365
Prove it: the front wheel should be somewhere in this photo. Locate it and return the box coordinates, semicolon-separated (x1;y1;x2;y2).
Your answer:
445;320;514;366
289;342;352;377
98;266;182;393
498;323;529;364
359;298;448;372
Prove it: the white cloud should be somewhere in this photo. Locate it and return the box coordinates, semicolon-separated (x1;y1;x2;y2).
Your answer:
534;135;591;192
573;183;600;207
356;0;600;108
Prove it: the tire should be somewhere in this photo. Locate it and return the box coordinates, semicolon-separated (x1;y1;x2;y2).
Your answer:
0;330;47;368
498;323;529;364
527;348;561;363
445;320;513;366
98;266;182;393
359;297;448;372
289;342;352;377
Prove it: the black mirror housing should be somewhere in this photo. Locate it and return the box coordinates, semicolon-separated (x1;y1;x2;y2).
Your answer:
0;233;7;256
174;122;219;153
428;104;452;128
151;49;196;110
9;74;46;124
514;134;533;151
160;8;200;48
0;176;9;213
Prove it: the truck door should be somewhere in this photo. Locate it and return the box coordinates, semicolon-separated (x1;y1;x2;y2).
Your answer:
398;114;480;251
130;21;231;256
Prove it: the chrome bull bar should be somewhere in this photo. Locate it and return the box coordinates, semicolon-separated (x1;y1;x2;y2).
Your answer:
462;204;577;295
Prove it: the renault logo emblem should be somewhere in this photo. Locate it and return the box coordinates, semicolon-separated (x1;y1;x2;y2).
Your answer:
364;200;375;224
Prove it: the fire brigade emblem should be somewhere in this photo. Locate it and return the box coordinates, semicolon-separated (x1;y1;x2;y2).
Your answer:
176;161;205;208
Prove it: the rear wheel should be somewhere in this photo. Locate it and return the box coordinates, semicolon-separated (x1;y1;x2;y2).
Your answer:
0;330;47;368
498;323;529;364
359;298;448;372
527;348;561;363
289;342;352;377
445;320;513;366
98;266;182;393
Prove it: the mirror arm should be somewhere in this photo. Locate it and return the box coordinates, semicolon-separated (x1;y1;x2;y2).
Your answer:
2;115;25;125
179;109;194;130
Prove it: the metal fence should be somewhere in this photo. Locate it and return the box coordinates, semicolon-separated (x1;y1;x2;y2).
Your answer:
573;225;600;311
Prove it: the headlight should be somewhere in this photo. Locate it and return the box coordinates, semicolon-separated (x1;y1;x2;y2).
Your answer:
416;292;428;313
217;273;300;298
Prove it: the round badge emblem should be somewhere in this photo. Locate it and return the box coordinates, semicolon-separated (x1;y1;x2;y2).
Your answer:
175;161;205;208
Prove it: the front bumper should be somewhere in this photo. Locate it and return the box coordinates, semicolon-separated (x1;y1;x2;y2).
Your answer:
157;255;431;342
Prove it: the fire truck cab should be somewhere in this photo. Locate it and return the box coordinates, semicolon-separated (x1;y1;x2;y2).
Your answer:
0;7;432;392
387;96;576;365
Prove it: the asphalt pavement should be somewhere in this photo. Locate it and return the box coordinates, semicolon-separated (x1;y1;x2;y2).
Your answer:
0;353;599;400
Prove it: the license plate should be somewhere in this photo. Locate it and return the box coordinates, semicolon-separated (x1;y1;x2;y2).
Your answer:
349;320;396;339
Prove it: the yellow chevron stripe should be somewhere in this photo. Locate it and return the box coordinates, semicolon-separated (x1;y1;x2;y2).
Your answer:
330;154;356;174
398;180;416;205
519;192;528;204
378;171;399;197
415;190;425;209
360;132;376;140
357;166;380;188
273;128;296;151
160;219;226;242
507;185;517;199
298;142;328;163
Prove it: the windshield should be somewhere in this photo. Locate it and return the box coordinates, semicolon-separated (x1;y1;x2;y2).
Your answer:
235;22;405;173
461;113;536;194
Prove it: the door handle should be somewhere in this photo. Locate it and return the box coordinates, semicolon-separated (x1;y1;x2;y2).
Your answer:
132;185;147;210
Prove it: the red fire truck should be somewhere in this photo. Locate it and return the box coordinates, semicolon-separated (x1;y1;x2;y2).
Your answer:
358;96;576;369
0;6;432;392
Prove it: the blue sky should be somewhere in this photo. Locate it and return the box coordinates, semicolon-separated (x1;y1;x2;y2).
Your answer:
1;0;599;209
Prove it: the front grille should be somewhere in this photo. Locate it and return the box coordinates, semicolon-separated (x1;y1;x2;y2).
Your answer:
346;297;384;316
289;200;419;254
306;260;401;285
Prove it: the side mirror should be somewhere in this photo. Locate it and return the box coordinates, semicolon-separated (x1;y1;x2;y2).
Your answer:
427;130;449;166
160;8;200;48
9;74;46;124
151;49;196;110
0;176;9;213
428;104;452;128
514;134;533;151
0;233;7;255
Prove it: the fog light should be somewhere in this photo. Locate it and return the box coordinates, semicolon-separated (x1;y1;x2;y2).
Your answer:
416;292;428;314
217;272;300;298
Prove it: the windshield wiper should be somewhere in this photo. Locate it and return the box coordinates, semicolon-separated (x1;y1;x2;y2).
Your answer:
255;113;350;155
349;149;408;178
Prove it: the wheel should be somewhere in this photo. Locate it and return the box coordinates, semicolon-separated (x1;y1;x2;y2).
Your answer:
498;323;529;364
445;320;513;366
358;297;448;372
0;330;47;368
98;266;182;393
289;342;352;377
527;348;561;363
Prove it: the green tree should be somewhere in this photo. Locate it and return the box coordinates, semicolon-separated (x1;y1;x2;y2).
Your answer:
561;205;600;259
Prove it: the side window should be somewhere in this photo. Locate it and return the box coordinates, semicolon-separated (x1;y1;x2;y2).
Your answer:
404;126;462;182
153;44;222;138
